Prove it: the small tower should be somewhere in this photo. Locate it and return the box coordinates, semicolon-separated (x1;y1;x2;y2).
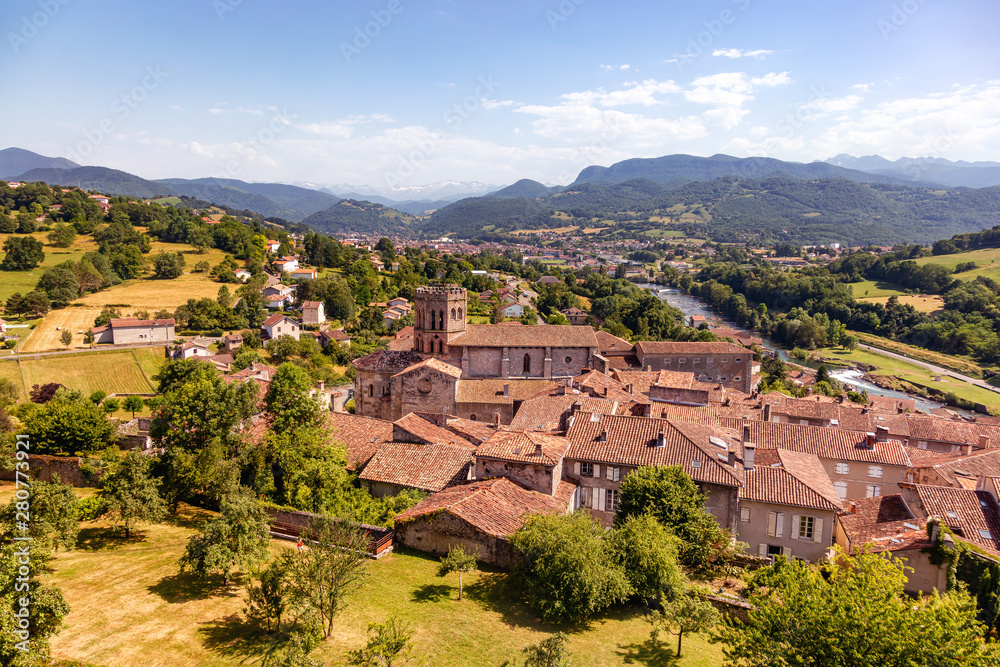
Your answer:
414;284;467;356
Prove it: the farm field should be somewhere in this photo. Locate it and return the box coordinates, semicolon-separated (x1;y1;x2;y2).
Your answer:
846;279;909;299
856;294;945;314
914;247;1000;283
16;347;163;397
0;232;99;302
0;360;23;398
19;307;102;353
40;497;723;667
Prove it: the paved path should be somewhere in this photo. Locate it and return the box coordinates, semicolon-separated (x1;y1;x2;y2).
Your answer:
858;343;1000;396
0;342;167;362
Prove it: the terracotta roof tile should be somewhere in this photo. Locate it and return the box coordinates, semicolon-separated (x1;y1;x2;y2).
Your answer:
393;413;475;448
455;379;557;405
595;330;634;355
326;412;393;470
912;448;1000;486
635;341;748;355
448;324;599;348
353;350;425;372
110;317;175;327
913;485;1000;557
392;357;462;379
476;430;571;467
394;477;569;538
741;453;842;512
358;442;473;492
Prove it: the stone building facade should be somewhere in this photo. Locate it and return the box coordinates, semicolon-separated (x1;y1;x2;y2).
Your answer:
634;341;754;394
413;285;467;356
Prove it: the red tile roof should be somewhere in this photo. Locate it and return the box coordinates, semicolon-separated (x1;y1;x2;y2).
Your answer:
394;477;570;538
913;485;1000;557
635;341;748;356
476;430;571;467
392;357;462;379
392;413;475;448
565;413;744;487
359;442;473;492
326;412;393;470
448;324;598;348
595;330;633;355
353;350;425;372
110;318;175;327
740;449;842;512
910;448;1000;487
455;379;557;405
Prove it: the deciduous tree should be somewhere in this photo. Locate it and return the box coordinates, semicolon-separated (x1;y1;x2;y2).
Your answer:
1;236;44;270
98;450;168;538
649;594;721;658
437;545;477;601
179;488;270;585
347;616;413;666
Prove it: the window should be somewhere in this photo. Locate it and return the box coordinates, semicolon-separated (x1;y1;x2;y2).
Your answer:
691;459;702;469
866;484;881;498
917;441;928;450
565;356;572;364
798;516;815;540
368;385;374;397
735;358;743;363
740;507;751;522
451;308;456;320
733;376;741;382
720;358;728;364
580;462;594;477
605;489;620;513
678;358;685;365
458;308;463;320
868;465;883;478
469;414;477;421
767;511;784;538
605;466;620;482
835;462;850;475
438;340;443;354
438;310;444;329
833;481;848;500
523;353;531;374
979;529;993;540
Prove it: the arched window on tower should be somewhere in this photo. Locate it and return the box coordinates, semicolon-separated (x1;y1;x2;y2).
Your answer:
523;353;531;374
438;310;444;330
458;307;463;321
438;340;443;354
451;308;456;321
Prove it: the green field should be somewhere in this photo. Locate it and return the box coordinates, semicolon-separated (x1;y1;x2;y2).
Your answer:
0;232;98;302
914;247;1000;283
39;496;724;667
847;279;908;299
14;347;163;397
152;197;184;206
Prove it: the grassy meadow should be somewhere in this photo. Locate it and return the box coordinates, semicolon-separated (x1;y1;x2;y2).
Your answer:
0;232;99;303
5;347;163;402
846;279;908;299
24;488;725;667
913;247;1000;283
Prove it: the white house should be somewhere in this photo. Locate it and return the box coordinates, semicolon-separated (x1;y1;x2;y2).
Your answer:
234;269;252;282
177;339;211;359
302;301;326;325
274;256;299;273
501;303;524;318
262;314;301;341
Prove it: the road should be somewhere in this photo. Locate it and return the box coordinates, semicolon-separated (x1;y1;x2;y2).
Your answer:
858;343;1000;396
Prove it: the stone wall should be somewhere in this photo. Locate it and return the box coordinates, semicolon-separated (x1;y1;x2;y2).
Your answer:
0;455;101;487
390;365;459;422
475;459;559;495
395;510;519;569
354;367;394;420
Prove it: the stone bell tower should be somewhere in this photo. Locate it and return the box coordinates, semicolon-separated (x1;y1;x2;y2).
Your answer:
414;284;467;356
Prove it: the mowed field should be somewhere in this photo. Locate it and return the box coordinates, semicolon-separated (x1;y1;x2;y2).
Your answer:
856;294;945;314
15;347;163;396
847;279;908;299
0;232;99;302
914;247;1000;283
19;307;102;353
35;493;724;667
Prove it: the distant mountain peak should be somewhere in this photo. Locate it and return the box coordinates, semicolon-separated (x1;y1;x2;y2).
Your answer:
0;147;79;179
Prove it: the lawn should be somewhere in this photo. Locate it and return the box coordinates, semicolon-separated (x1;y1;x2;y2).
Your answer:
914;247;1000;283
0;359;24;399
847;279;908;299
467;315;491;324
0;232;98;302
855;294;944;314
17;348;163;397
39;499;726;666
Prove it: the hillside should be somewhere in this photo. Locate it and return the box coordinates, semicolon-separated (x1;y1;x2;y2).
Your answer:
156;178;340;221
0;147;79;178
827;154;1000;189
14;166;173;199
491;179;563;198
422;196;553;236
300;199;421;234
572;153;898;186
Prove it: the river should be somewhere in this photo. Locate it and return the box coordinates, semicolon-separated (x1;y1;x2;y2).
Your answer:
637;283;948;413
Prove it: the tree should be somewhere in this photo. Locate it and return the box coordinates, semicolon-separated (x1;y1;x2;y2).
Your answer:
264;363;323;433
0;478;79;553
521;633;572;667
20;289;51;316
347;616;414;666
47;223;76;248
509;511;630;622
650;595;721;658
244;551;295;633
437;545;477;601
152;251;185;279
285;517;369;640
217;285;232;309
842;334;860;351
102;397;121;414
60;330;72;347
1;236;44;270
110;245;144;280
18;390;117;454
123;395;145;419
0;378;19;409
717;548;1000;667
29;383;65;404
616;465;736;574
98;450;168;538
267;335;301;364
179;488;270;585
605;514;685;602
0;544;71;666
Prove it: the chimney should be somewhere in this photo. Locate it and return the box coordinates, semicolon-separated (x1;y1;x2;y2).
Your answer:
865;432;876;449
503;384;509;398
763;403;772;422
963;443;974;456
599;429;608;443
602;386;608;397
727;450;737;467
534;442;543;456
876;426;889;442
743;443;756;470
494;413;501;426
929;518;940;543
806;386;813;396
979;434;991;449
626;383;633;395
849;501;857;514
318;380;325;391
742;425;751;444
656;430;666;448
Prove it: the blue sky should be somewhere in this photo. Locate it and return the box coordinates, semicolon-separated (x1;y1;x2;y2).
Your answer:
3;0;999;190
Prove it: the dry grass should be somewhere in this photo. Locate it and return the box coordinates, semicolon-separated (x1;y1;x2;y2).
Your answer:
856;294;945;314
19;308;102;353
17;348;162;396
0;232;99;303
0;360;25;399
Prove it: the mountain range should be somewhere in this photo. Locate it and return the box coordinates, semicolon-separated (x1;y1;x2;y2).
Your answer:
825;154;1000;189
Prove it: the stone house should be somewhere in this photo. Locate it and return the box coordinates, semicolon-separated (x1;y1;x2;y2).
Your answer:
301;301;325;326
563;412;744;529
388;358;462;421
450;324;599;380
92;318;175;345
739;448;843;562
262;314;300;342
359;442;474;497
221;333;243;355
561;307;588;325
474;430;572;496
176;339;211;359
905;447;1000;489
633;341;754;394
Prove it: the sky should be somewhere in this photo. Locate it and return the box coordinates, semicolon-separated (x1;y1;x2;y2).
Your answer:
3;0;1000;191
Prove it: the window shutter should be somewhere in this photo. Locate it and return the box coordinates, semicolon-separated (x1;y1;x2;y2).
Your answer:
594;464;601;478
791;515;800;540
757;543;767;557
613;467;620;482
606;466;613;481
597;488;606;511
767;512;776;537
775;512;785;538
813;518;824;543
782;546;792;558
573;462;580;476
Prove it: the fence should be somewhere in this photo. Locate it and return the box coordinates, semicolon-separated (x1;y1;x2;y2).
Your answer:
265;507;394;558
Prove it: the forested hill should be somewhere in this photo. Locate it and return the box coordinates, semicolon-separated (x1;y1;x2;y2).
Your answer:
15;166;173;200
300;199;422;235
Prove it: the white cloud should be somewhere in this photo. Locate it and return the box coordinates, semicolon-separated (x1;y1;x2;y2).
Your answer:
481;99;517;109
853;82;874;92
684;72;792;127
712;48;774;59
